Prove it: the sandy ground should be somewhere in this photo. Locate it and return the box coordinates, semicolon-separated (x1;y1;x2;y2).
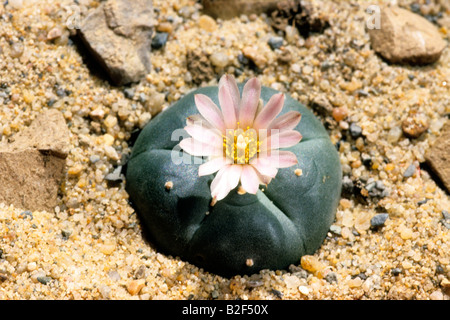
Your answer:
0;0;449;300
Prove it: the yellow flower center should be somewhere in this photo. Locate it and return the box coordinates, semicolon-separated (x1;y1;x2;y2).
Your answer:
223;125;260;164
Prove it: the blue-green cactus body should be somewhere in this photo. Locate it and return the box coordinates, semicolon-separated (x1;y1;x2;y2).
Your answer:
126;85;341;277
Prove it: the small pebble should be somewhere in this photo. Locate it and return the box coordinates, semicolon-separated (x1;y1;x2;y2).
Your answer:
325;272;338;284
387;126;403;143
156;22;174;34
294;168;303;176
370;213;389;229
37;276;52;285
151;32;169;50
209;51;229;68
391;268;403;276
126;279;145;295
47;27;62;40
10;42;24;58
68;164;83;176
198;15;217;32
329;225;342;235
268;36;283;50
298;286;309;295
349;123;362;138
300;255;325;275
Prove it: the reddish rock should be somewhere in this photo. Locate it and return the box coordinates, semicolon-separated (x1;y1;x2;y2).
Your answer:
425;121;450;193
367;6;446;65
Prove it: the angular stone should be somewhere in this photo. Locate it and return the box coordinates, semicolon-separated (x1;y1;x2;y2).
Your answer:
78;0;154;86
367;6;446;65
425;121;450;193
0;109;70;212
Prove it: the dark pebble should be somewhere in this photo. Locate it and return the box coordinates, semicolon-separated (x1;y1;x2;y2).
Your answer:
361;154;372;167
151;32;169;49
123;88;135;99
349;123;362;138
47;98;56;107
356;89;369;97
61;230;72;240
0;248;3;259
410;3;421;13
325;272;338;284
417;199;428;206
237;53;250;65
270;289;284;299
320;61;333;71
342;176;354;194
354;273;367;280
442;210;450;220
19;210;33;220
370;213;389;228
211;290;219;299
403;164;416;178
436;265;445;274
56;87;67;97
440;219;450;230
390;268;402;276
268;36;283;50
37;276;52;285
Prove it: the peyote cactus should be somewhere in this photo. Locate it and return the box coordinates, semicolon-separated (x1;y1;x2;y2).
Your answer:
126;76;341;277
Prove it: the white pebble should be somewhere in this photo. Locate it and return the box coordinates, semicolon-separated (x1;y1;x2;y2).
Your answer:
298;285;310;295
210;52;230;68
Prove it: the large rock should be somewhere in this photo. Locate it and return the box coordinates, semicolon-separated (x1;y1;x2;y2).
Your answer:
78;0;154;86
425;121;450;193
367;6;446;65
0;109;70;212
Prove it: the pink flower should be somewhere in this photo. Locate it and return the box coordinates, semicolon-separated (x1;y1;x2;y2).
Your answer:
180;74;302;202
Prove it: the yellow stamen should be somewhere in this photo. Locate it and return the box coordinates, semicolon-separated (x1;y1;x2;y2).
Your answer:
223;127;260;164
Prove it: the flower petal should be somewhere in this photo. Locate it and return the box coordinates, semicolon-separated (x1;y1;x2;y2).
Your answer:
184;124;223;146
258;150;298;168
218;74;239;130
238;78;261;129
194;94;226;132
210;165;242;201
226;164;243;191
240;165;261;194
252;93;284;130
210;165;230;201
260;130;302;151
199;157;231;176
268;111;302;132
250;158;278;178
179;137;222;157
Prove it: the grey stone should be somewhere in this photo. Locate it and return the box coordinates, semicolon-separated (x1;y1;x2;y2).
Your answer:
268;36;283;50
370;213;389;228
403;164;416;178
78;0;154;86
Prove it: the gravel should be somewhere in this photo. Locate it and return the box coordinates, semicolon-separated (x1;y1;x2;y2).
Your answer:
0;0;448;301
